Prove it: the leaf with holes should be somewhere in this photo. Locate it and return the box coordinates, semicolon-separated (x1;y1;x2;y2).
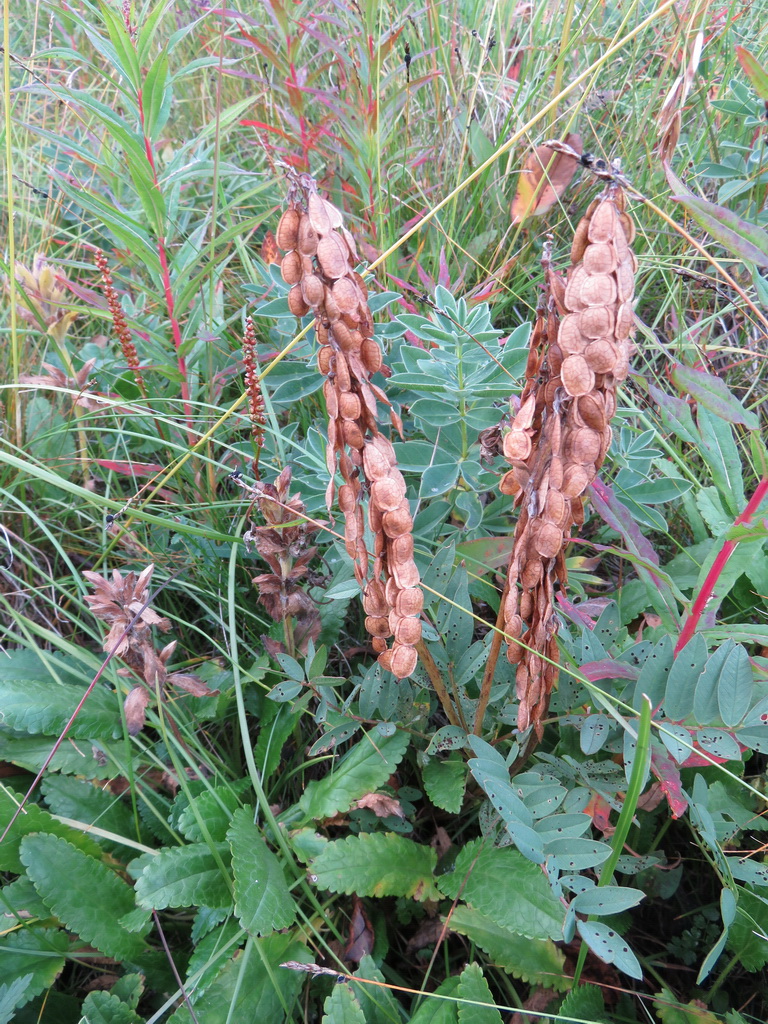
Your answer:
580;715;610;755
694;642;735;725
696;729;742;761
571;885;645;916
659;724;693;764
577;921;643;979
665;635;708;721
717;643;753;726
545;837;612;871
634;635;674;710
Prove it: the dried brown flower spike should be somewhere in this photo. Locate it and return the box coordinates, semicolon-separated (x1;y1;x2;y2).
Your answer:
275;176;421;678
501;183;636;737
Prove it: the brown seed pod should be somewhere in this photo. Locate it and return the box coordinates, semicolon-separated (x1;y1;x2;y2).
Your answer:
377;649;394;672
521;558;543;588
361;338;383;374
583;242;617;275
561;463;590;498
499;469;522;496
559;314;587;354
549;455;564;490
363;580;388;616
276;207;300;250
339;392;362;420
565;426;602;465
505;612;524;638
504;430;532;462
288;284;310;317
392;559;420;589
318;345;332;374
616;259;635;302
382;506;413;538
578;392;606;430
307;192;333;236
323;378;339;418
561;354;595;397
371;636;388;654
302;274;325;307
368;500;383;533
365;615;392;638
316;234;349;278
579;304;615;339
587;199;618;243
391;533;414;564
543;489;567;526
363;444;390;481
564;265;589;311
615;301;634;339
334;352;351;391
371;476;406;511
338;483;356;513
394;617;422;646
579;273;617;307
395;587;423;616
506;640;524;665
332;321;362;352
584;339;618;373
297;215;319;256
533;521;562;559
332;276;362;313
390;644;418;679
342;419;365;449
280;249;302;285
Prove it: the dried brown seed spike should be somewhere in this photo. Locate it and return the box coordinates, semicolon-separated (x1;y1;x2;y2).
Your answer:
561;463;590;498
318;346;332;374
565;426;602;465
392;559;420;589
334;352;351;391
342;419;365;449
276;208;301;250
559;315;587;354
323;378;339;418
280;250;302;285
564;266;589;311
338;483;356;513
578;392;606;430
363;444;390;481
363;580;388;616
587;199;618;243
391;533;414;563
615;302;634;339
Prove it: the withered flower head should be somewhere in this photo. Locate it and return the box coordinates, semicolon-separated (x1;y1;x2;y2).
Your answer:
8;254;80;343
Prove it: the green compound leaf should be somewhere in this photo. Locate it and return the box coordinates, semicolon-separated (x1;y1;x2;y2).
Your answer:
20;835;145;961
422;756;467;813
299;728;409;821
716;643;754;727
437;840;563;940
0;929;68;1011
448;906;567;990
132;842;232;910
227;808;296;936
79;990;145;1024
455;962;503;1024
310;832;439;901
577;921;642;980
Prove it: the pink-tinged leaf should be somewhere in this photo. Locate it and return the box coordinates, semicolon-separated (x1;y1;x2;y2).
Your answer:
670;364;759;428
96;460;164;476
556;593;596;628
589;480;660;568
455;536;515;574
665;165;768;268
650;744;688;818
580;660;640;682
736;46;768;100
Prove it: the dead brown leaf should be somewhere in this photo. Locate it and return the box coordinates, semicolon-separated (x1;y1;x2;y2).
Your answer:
354;793;405;819
510;133;582;224
343;896;374;962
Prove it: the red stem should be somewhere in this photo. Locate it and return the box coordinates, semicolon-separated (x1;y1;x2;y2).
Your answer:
674;477;768;655
137;90;195;445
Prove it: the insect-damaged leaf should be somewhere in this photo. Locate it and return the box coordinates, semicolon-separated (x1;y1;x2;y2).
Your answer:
511;133;582;224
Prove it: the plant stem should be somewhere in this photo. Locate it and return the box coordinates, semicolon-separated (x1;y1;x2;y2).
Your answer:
473;580;507;735
416;640;460;727
674;477;768;655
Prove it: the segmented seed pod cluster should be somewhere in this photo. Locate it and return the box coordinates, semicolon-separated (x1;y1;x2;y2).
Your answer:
275;177;422;679
500;184;636;736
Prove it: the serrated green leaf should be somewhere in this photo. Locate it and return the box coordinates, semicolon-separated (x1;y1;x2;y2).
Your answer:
0;928;68;1011
170;934;309;1023
41;777;139;853
0;651;118;738
437;841;562;939
349;956;404;1024
227;808;296;936
726;888;768;971
20;835;145;961
0;974;34;1024
133;843;231;910
557;984;606;1023
653;987;721;1023
321;983;367;1024
455;962;503;1024
448;906;567;990
311;832;439;900
79;990;145;1024
184;919;243;996
0;788;103;872
577;921;642;979
409;978;460;1024
422;756;466;813
176;787;246;843
299;729;409;821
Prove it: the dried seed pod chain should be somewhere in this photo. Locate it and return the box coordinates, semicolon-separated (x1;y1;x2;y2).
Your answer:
275;175;422;679
500;184;636;737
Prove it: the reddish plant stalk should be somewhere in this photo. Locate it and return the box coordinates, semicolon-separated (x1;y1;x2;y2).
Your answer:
673;477;768;655
136;89;196;446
